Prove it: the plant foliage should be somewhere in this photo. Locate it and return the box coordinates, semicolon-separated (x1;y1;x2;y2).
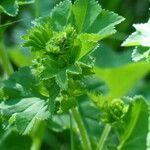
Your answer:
0;0;150;150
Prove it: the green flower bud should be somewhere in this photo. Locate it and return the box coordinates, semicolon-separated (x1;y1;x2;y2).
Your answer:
101;98;129;124
109;98;128;120
46;32;67;54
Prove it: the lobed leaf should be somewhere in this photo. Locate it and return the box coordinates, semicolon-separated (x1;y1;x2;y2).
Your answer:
117;96;149;150
51;0;73;31
0;0;18;16
1;67;41;99
87;10;125;38
78;33;101;59
0;0;34;16
72;0;102;33
0;97;49;134
72;0;124;37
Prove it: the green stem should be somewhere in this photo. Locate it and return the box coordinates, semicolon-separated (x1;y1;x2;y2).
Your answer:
31;121;46;150
35;0;39;18
96;124;111;150
71;107;92;150
0;15;13;77
70;111;75;150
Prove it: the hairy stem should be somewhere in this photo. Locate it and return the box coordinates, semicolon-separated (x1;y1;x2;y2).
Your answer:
97;124;111;150
35;0;39;18
71;107;92;150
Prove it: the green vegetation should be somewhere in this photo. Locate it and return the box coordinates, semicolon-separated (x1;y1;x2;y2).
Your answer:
0;0;150;150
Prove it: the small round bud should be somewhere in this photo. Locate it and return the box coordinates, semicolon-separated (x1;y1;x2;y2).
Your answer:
101;98;129;124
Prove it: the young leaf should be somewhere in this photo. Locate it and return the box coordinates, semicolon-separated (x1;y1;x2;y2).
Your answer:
51;0;73;31
72;0;102;32
23;18;53;52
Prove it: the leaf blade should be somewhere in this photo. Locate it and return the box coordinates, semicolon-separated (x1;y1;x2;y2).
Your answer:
72;0;102;32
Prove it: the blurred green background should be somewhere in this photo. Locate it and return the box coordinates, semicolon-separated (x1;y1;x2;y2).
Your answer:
0;0;149;149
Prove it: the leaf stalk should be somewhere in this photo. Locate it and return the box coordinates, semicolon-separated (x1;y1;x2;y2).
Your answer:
97;124;111;150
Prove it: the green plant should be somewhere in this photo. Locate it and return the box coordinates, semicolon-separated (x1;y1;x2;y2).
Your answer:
0;0;150;150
